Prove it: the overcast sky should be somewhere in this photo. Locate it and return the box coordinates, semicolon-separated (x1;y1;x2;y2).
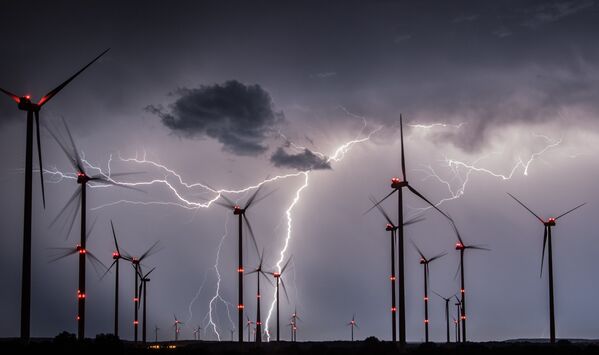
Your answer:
1;0;598;342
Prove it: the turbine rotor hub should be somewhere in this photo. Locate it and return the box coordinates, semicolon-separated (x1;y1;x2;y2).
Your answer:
76;172;90;184
391;177;408;189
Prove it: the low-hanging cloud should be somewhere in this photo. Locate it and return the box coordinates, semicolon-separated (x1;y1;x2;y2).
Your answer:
270;147;332;171
147;80;284;156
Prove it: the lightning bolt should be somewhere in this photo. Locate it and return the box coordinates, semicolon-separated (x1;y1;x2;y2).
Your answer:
202;210;236;340
410;132;563;212
263;124;382;340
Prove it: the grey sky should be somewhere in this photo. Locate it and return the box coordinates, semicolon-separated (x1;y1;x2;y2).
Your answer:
0;0;598;342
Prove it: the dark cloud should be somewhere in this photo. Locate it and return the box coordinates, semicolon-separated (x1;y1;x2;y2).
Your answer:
270;147;331;171
147;80;284;156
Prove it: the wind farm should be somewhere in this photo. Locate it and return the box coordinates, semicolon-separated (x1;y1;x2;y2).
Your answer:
1;1;599;355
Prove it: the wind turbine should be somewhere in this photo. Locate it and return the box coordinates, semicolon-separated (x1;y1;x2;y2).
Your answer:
267;257;292;342
347;314;358;341
450;221;489;343
367;115;453;344
290;307;301;341
287;321;295;341
246;249;273;342
245;316;255;342
215;185;275;342
122;241;160;343
193;325;202;341
155;325;160;343
454;298;461;343
138;266;156;344
432;291;456;343
0;48;109;340
49;118;138;340
452;317;458;343
49;221;106;336
411;241;446;343
507;193;586;344
173;314;183;341
368;197;423;341
103;220;128;338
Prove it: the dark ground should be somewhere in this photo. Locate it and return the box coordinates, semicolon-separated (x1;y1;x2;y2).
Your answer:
2;334;599;355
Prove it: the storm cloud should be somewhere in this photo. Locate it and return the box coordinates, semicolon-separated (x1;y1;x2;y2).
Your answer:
270;147;332;171
147;80;284;156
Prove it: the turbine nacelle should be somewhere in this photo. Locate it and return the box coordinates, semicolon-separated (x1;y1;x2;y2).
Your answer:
545;218;556;226
385;223;396;231
76;172;90;184
391;177;408;189
76;244;86;254
16;95;42;112
455;242;465;250
233;205;244;215
273;272;281;278
112;251;120;259
419;257;426;264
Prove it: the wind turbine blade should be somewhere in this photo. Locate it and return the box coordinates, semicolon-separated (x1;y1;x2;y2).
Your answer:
242;214;260;258
280;278;291;304
0;87;20;103
120;248;133;261
260;271;276;288
100;260;117;280
213;199;235;209
87;250;108;277
48;248;78;263
555;202;586;220
139;240;161;261
247;188;277;209
540;227;547;278
60;117;85;172
244;184;265;209
281;256;293;274
448;217;464;246
407;185;452;222
364;189;397;215
215;192;236;209
409;238;425;260
506;193;544;223
259;248;265;269
34;111;46;208
453;259;461;280
466;245;490;251
428;251;447;263
144;267;156;278
50;188;81;230
400;114;407;181
45;121;79;171
110;220;120;253
431;290;445;300
403;214;425;226
38;48;110;107
368;195;394;226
